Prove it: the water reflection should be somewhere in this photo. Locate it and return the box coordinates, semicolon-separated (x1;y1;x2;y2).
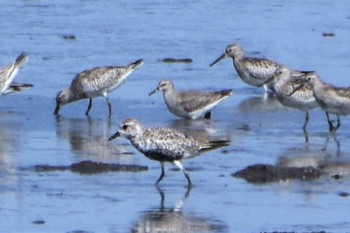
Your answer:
322;133;341;156
169;118;225;141
0;112;21;197
234;141;350;184
236;93;283;114
55;116;130;162
131;187;228;233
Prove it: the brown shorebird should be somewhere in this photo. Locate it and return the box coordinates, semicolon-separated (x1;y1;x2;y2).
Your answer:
149;79;232;119
54;59;143;117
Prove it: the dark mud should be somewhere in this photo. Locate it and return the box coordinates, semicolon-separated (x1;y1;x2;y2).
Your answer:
233;164;321;183
25;160;148;174
158;58;193;63
233;161;350;184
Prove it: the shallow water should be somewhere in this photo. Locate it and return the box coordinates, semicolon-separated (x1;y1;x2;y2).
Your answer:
1;1;350;232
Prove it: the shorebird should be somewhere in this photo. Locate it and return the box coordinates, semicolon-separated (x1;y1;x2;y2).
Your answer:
268;67;318;130
149;79;233;119
0;53;32;96
297;73;350;133
108;118;229;188
54;59;144;117
210;44;281;91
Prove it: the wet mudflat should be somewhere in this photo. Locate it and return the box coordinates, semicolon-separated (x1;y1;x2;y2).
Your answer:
1;1;350;233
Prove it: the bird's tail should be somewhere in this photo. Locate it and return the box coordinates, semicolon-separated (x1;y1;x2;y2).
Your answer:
3;83;33;95
217;89;233;97
14;52;29;68
200;139;230;152
131;59;144;69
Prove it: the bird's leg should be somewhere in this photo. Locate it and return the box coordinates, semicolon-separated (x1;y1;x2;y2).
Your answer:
326;112;335;133
204;111;211;119
173;160;192;189
105;96;112;118
156;162;165;185
302;111;309;131
85;98;92;116
303;112;309;143
335;115;341;132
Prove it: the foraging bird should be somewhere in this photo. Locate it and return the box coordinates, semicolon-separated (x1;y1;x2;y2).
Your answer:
299;73;350;133
210;44;281;91
54;59;144;117
0;53;32;96
108;118;229;188
149;79;233;119
269;67;318;130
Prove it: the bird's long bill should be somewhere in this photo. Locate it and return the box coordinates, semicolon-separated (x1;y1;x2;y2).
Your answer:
148;88;158;96
108;131;121;141
292;70;315;77
209;53;226;67
288;79;310;96
53;104;60;115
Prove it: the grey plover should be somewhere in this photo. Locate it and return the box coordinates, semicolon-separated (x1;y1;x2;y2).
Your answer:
299;73;350;133
108;118;229;188
54;59;144;117
0;53;32;96
269;67;318;130
149;79;233;119
210;44;281;91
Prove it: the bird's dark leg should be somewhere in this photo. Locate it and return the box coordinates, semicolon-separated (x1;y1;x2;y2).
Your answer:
105;96;112;118
173;161;192;189
303;111;309;131
85;98;92;116
156;162;165;185
326;112;335;133
204;111;211;119
334;115;341;132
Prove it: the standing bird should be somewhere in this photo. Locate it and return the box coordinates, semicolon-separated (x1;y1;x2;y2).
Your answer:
149;79;233;119
299;73;350;133
108;118;229;188
269;67;319;130
210;44;281;91
54;59;144;117
0;53;32;96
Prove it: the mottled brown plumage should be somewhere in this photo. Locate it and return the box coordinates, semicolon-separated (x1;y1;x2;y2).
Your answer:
0;53;32;96
271;67;318;130
54;59;143;117
210;44;281;91
149;79;233;119
108;118;230;188
305;73;350;132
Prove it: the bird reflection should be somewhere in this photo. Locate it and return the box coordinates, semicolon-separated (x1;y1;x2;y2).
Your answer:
169;118;230;143
131;187;228;233
0;113;22;198
237;92;283;113
55;116;130;161
322;133;341;156
275;146;327;170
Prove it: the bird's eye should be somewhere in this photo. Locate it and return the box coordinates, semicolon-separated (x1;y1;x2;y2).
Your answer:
122;125;128;130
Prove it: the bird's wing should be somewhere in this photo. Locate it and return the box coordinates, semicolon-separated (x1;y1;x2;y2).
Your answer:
327;86;350;106
142;128;199;158
244;58;280;80
179;90;231;113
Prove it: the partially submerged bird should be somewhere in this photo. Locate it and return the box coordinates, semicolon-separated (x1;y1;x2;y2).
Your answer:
210;44;281;91
296;73;350;133
149;79;233;119
268;67;318;130
0;53;32;96
108;118;230;188
54;59;144;117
